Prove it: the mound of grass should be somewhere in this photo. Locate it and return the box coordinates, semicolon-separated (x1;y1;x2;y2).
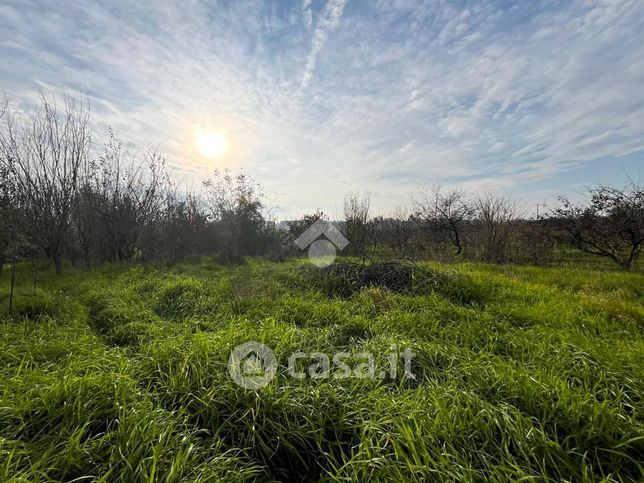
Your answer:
301;259;486;306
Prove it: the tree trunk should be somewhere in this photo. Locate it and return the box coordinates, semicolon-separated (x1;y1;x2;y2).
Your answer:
83;251;91;271
54;255;63;275
453;230;462;255
9;257;16;316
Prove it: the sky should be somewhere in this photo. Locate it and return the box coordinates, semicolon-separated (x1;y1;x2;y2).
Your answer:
1;0;643;219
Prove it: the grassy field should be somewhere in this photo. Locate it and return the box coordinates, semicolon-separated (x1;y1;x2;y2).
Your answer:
0;260;643;482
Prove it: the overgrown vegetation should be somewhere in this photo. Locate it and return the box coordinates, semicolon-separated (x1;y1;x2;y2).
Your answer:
1;94;643;274
0;90;643;482
1;260;642;481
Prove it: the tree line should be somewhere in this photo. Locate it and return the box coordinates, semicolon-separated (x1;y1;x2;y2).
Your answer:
338;181;642;270
0;93;642;274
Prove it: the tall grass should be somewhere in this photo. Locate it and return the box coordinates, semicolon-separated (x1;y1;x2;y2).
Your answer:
0;260;642;481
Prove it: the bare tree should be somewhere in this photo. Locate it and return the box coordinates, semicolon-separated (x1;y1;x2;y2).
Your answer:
412;186;473;255
475;192;523;262
550;181;644;270
71;152;101;270
343;191;370;257
90;132;169;263
0;93;90;274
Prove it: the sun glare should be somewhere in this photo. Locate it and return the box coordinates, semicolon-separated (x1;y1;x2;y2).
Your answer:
197;131;228;159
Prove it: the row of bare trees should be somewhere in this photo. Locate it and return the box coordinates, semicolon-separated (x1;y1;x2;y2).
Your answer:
1;93;642;273
341;188;537;265
0;94;272;274
291;182;642;270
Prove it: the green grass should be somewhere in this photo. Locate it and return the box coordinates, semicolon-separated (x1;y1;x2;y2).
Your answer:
0;259;643;481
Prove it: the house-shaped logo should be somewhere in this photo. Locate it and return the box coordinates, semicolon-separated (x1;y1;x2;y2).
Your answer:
294;219;349;267
228;341;277;389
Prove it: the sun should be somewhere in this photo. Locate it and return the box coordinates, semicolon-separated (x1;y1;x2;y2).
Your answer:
197;131;228;159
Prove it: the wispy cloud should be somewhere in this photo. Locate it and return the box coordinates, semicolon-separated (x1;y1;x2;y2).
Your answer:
301;0;347;88
302;0;313;30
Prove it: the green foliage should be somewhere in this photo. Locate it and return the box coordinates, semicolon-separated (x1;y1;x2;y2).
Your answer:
0;260;642;481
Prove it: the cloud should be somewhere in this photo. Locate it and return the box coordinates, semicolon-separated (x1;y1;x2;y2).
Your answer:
0;0;643;218
302;0;313;30
301;0;347;88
